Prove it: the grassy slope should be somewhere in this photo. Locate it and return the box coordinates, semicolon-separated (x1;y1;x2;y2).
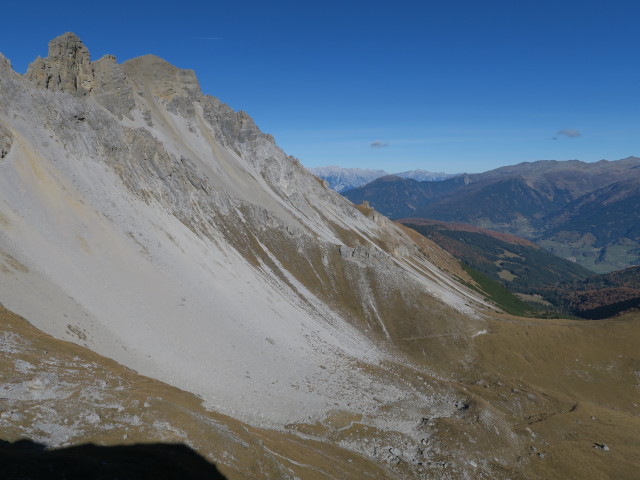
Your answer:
392;303;640;480
458;263;534;316
400;220;640;319
400;220;593;317
401;221;591;293
2;295;640;479
473;312;640;480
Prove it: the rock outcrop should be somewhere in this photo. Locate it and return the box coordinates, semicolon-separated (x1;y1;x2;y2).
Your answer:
26;32;95;96
92;54;134;118
0;121;11;159
25;33;134;118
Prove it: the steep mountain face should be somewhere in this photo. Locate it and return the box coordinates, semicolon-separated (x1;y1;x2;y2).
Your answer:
2;34;640;479
539;177;640;272
0;33;509;479
308;165;456;192
344;159;640;272
1;33;485;427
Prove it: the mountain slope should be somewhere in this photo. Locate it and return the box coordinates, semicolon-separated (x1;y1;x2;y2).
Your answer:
540;265;640;319
0;34;487;429
539;178;640;272
5;298;640;480
0;33;522;479
0;305;402;480
399;218;592;298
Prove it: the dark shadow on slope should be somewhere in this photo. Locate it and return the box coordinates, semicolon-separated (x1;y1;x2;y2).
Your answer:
577;297;640;320
0;439;227;480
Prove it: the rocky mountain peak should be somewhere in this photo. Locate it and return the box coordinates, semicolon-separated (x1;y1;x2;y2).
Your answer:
26;32;94;96
0;52;12;72
47;32;90;64
122;55;201;99
23;33;136;118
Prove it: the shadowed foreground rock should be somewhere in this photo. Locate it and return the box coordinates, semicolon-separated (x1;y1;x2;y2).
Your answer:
0;440;227;480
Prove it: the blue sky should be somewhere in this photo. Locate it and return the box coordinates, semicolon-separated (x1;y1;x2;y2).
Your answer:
1;0;638;173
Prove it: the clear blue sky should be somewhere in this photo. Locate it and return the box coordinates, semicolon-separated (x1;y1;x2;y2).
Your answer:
1;0;638;173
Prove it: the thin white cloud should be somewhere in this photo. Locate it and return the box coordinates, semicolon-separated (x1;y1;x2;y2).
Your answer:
370;140;389;148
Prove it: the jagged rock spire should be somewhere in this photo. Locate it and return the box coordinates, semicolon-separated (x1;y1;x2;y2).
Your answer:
0;53;12;72
26;32;95;96
24;33;134;118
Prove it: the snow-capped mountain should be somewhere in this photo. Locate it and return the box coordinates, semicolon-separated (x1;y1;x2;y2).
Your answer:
308;165;457;192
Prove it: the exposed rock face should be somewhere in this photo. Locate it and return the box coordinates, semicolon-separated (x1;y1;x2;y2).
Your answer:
2;31;484;427
0;52;12;72
25;33;134;118
0;121;11;159
0;33;528;480
92;55;135;118
26;32;95;96
0;53;12;156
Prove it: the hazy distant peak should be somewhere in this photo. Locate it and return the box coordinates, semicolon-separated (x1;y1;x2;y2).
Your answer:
308;165;457;192
310;165;388;175
395;169;459;181
307;166;389;192
371;174;408;184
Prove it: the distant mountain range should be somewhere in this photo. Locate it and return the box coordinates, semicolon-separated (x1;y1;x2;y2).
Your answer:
307;165;457;192
344;158;640;273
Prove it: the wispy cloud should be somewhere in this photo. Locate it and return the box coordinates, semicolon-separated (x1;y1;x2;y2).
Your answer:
370;140;389;148
192;36;224;41
555;129;582;139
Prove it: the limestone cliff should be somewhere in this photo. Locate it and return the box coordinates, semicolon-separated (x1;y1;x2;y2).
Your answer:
26;32;95;96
